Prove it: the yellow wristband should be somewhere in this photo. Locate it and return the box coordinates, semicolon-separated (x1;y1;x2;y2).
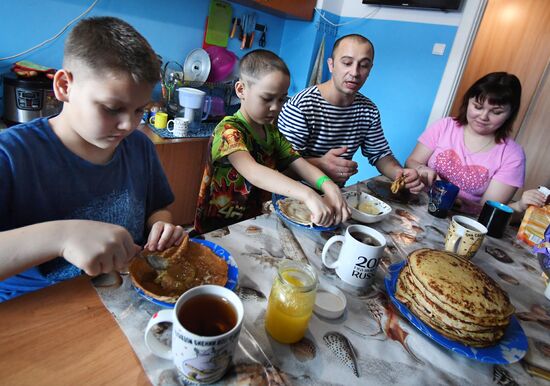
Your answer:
316;175;331;191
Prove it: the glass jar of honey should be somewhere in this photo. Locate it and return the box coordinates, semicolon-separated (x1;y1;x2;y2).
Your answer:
265;260;318;344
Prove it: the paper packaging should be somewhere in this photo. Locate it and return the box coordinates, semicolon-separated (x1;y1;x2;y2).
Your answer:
517;205;550;246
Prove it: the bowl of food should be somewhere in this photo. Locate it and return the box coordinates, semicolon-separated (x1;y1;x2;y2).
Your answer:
344;191;391;223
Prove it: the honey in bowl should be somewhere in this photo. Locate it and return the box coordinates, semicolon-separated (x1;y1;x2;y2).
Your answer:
358;201;381;215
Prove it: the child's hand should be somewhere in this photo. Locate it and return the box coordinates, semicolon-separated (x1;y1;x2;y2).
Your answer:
60;220;141;276
322;181;351;224
517;189;546;212
145;221;186;251
303;191;334;227
399;168;424;194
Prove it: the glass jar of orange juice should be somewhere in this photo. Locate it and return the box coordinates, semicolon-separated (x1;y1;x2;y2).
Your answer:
265;260;318;344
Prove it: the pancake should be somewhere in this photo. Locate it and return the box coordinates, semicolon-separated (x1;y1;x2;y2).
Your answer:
277;197;313;226
407;249;514;319
397;268;508;330
395;248;514;348
390;175;406;194
130;235;228;303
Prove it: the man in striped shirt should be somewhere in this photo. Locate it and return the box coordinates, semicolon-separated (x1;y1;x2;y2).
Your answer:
278;34;422;192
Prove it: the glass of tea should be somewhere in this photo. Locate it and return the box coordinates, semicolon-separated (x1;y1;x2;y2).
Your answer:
144;285;244;384
265;260;318;344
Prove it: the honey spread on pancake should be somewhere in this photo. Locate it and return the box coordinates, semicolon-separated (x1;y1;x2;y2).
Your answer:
395;248;514;347
129;235;228;303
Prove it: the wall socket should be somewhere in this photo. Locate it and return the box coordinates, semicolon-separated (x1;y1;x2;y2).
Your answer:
432;43;446;56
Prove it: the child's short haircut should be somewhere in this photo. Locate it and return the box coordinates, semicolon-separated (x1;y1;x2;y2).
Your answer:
64;16;160;83
239;49;290;83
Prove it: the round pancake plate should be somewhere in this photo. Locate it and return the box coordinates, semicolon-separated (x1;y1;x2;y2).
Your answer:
272;193;337;231
133;238;238;308
385;261;528;364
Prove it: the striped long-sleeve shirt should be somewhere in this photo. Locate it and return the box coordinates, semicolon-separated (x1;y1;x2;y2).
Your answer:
278;86;393;165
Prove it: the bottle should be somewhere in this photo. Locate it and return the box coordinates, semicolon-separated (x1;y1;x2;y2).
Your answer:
265;260;318;344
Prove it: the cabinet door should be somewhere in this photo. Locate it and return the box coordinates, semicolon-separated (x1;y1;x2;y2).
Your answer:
155;139;209;226
232;0;316;20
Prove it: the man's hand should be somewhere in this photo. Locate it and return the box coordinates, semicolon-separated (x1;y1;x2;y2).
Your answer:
398;168;424;194
317;147;358;185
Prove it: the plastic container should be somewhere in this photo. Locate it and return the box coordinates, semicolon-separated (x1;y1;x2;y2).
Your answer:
206;46;238;83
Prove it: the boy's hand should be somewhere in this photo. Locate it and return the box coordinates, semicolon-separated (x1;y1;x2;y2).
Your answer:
303;191;334;227
60;221;141;276
145;221;186;251
398;168;424;194
322;181;351;224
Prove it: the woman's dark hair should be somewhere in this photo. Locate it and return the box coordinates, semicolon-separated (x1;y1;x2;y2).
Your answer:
454;72;522;143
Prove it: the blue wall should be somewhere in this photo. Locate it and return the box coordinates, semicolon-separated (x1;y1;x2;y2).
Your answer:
0;0;287;106
0;1;457;186
336;16;457;184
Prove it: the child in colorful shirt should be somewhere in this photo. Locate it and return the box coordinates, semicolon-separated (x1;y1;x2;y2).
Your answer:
194;50;350;234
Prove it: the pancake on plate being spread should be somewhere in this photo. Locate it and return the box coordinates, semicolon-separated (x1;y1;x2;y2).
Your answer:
130;235;228;303
277;197;313;227
395;248;514;347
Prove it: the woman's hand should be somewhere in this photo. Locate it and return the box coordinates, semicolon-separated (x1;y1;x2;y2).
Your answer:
415;165;438;188
516;189;546;212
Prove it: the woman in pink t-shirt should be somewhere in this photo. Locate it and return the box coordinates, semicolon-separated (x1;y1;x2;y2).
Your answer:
406;72;543;215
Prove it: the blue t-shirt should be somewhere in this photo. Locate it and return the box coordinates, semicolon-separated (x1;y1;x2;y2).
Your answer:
0;117;174;302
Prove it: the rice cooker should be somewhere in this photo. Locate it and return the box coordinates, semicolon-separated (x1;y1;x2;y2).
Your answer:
2;73;62;123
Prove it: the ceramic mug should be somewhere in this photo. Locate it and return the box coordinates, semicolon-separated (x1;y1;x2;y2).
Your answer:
149;111;168;129
167;117;190;137
444;215;488;259
428;180;460;218
144;285;244;384
477;200;514;238
321;224;386;288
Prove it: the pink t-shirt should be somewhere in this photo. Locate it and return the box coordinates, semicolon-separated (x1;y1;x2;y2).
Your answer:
418;117;525;203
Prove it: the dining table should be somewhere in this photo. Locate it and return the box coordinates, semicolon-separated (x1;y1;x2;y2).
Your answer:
1;176;549;386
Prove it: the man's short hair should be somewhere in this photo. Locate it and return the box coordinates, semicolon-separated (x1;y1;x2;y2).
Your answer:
64;16;160;84
239;49;290;83
331;34;375;60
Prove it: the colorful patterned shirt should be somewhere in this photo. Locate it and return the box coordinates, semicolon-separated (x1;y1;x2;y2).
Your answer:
194;111;300;234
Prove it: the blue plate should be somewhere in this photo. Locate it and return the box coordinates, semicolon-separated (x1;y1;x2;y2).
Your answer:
385;261;528;364
133;238;238;308
272;193;337;231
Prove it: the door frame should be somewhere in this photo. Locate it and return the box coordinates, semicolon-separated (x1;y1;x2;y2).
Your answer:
427;0;488;125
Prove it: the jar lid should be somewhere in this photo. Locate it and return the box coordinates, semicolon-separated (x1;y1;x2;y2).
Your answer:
314;283;347;319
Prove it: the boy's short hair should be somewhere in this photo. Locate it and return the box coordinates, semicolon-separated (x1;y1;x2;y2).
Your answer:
239;49;290;83
64;16;160;84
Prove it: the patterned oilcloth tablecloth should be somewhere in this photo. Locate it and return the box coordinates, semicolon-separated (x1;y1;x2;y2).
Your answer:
94;176;550;385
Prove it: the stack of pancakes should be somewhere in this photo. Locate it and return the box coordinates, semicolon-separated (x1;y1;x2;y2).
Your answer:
395;248;514;347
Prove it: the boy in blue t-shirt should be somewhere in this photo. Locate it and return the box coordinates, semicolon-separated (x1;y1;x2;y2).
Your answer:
0;17;184;302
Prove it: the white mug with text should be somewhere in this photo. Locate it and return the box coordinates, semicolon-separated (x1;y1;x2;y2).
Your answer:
321;224;386;288
166;117;190;137
144;285;243;384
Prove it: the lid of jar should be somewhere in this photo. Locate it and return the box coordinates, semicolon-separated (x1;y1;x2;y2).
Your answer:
314;283;347;319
